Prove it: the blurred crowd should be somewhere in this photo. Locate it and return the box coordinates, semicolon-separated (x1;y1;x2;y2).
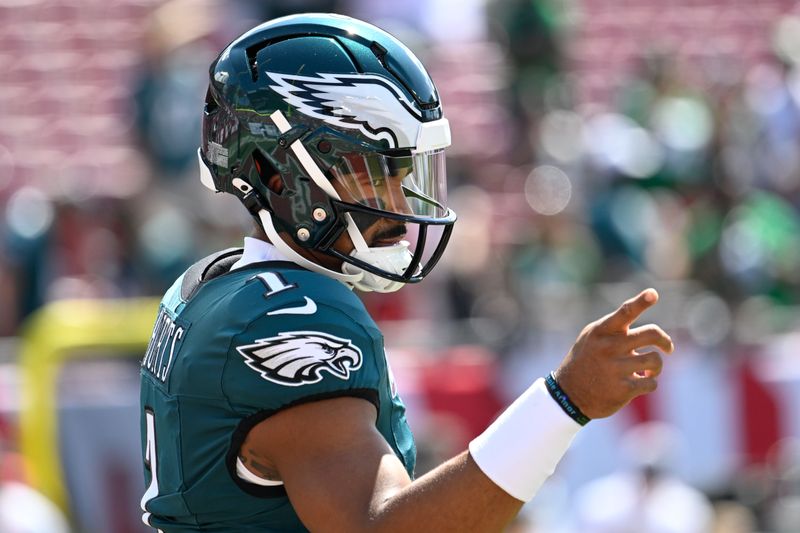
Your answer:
2;0;800;531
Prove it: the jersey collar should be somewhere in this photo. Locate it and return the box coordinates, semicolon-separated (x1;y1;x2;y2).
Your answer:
230;237;289;271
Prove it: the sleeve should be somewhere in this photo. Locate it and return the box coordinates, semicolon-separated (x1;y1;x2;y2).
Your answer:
222;298;383;416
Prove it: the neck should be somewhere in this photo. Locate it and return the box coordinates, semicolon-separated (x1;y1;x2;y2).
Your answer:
250;221;345;272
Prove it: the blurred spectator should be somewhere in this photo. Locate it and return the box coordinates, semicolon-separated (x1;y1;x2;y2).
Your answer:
764;438;800;532
712;501;757;533
0;424;70;533
0;480;71;533
489;0;572;163
572;423;714;533
132;0;254;179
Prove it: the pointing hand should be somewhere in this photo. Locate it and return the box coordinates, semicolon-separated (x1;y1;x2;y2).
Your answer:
553;289;674;420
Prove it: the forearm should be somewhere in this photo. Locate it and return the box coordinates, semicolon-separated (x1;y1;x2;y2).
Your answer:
368;451;522;533
364;378;582;532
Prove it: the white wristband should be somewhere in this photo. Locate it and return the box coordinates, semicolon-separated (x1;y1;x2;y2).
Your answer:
468;378;582;502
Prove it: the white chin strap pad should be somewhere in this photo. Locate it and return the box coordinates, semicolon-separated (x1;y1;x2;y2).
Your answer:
342;241;414;293
258;209;362;286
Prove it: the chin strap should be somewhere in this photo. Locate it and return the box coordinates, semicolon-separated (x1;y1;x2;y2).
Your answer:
257;209;411;293
258;209;359;285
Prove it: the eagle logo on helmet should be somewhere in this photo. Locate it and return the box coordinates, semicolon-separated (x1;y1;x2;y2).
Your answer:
266;72;424;149
236;331;363;386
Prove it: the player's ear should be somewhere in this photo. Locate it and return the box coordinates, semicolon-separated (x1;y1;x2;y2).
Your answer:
253;151;285;195
266;174;284;195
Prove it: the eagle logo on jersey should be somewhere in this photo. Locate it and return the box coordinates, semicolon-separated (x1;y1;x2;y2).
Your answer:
236;331;363;386
266;71;424;149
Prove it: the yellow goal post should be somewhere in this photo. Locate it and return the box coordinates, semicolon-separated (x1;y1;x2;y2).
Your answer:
18;297;159;511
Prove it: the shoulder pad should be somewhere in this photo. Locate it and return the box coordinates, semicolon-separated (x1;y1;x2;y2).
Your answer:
180;248;243;301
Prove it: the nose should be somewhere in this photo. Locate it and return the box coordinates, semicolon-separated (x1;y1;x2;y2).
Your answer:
385;179;414;215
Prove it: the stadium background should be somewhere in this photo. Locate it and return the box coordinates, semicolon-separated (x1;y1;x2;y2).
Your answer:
1;0;799;531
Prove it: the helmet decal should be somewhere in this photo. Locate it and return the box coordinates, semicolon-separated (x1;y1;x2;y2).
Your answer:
266;72;424;149
206;141;229;169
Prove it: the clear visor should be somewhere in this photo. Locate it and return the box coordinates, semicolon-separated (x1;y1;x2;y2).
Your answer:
328;149;448;219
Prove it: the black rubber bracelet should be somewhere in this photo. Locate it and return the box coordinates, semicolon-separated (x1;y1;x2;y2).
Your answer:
544;372;591;426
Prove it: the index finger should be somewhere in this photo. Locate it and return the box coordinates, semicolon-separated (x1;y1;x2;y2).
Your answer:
600;288;659;332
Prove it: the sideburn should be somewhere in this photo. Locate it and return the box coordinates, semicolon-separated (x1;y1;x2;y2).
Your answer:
349;211;382;232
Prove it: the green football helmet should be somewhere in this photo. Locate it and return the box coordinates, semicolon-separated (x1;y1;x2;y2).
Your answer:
199;13;456;292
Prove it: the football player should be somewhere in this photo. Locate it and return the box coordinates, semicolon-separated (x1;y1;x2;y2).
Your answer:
140;13;674;532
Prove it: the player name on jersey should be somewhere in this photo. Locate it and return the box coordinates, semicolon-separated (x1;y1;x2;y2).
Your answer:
142;307;187;383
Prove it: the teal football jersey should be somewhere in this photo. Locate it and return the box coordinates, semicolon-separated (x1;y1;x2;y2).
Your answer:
140;250;416;532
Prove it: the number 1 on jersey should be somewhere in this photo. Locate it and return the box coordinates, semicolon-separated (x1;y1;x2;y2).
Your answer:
252;272;297;298
141;409;164;532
